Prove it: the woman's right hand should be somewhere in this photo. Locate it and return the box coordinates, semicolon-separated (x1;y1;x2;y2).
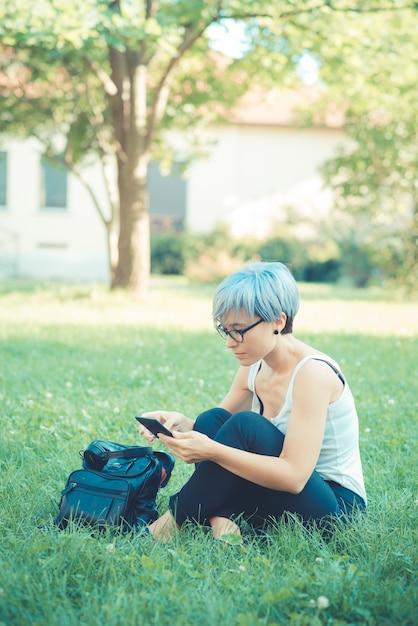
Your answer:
138;410;194;443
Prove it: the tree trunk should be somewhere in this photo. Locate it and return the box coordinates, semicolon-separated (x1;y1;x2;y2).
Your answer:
106;10;201;294
104;220;118;287
107;37;152;295
111;183;150;296
129;209;150;296
111;213;149;296
111;152;150;296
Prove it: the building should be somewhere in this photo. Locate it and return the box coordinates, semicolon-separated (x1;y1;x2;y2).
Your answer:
0;86;347;282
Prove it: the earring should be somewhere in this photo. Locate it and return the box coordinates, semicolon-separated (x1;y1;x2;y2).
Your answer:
273;330;279;335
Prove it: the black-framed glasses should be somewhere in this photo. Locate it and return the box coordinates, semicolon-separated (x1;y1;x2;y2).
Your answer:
215;318;265;343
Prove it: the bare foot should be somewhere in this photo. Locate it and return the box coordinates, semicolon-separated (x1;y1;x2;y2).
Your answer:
210;516;242;543
148;510;179;542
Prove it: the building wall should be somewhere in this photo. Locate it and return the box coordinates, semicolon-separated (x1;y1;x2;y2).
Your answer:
0;124;348;282
187;124;347;238
0;137;110;281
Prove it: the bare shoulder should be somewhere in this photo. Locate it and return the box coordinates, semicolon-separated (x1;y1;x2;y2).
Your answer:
298;356;337;378
294;356;344;401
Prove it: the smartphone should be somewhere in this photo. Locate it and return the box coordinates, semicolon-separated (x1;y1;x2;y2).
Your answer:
135;416;173;438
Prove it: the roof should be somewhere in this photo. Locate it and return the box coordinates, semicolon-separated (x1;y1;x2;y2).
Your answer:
229;84;345;129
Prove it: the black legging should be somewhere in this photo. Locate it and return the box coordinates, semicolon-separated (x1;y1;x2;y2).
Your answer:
168;408;365;530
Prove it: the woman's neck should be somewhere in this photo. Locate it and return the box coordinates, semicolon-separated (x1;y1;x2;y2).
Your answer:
263;334;303;374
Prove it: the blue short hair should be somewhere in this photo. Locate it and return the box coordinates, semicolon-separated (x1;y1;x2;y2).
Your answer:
212;262;300;334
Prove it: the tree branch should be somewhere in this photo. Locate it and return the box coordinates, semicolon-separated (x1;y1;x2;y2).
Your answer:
84;58;117;96
217;0;417;21
145;19;216;152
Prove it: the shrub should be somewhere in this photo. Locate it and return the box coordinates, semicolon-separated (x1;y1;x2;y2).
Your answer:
151;225;391;288
337;239;376;288
185;248;245;283
256;236;308;280
303;258;342;283
151;232;188;275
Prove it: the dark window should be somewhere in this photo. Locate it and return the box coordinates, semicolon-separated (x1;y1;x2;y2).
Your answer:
40;156;67;209
148;162;186;232
0;151;7;206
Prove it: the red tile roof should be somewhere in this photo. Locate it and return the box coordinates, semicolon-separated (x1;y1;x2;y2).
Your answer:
229;84;345;129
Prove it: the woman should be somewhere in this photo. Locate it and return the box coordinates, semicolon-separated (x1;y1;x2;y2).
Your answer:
139;261;367;542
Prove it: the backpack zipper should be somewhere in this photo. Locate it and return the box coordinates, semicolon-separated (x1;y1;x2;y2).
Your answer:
62;481;129;497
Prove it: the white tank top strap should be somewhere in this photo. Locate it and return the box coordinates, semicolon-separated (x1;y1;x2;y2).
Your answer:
248;360;262;393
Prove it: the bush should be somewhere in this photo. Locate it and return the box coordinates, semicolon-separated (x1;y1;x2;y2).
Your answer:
151;228;240;279
151;226;390;288
303;258;342;283
151;232;188;275
256;237;308;280
337;240;376;288
185;248;245;283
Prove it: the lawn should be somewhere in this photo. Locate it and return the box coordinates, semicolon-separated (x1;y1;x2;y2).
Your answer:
0;278;417;626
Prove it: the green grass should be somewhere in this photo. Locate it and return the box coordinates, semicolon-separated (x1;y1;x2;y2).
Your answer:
0;278;417;626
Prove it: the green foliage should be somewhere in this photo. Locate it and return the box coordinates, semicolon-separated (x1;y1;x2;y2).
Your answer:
151;231;189;275
1;0;416;294
0;0;302;163
150;225;400;287
256;237;308;280
1;0;318;292
150;229;235;277
295;5;418;289
0;279;417;625
334;235;376;288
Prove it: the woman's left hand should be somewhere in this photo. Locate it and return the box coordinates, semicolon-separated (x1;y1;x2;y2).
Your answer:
159;430;217;464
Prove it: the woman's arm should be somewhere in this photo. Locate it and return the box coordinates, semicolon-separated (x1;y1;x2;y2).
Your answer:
161;360;339;493
139;365;251;442
219;366;253;414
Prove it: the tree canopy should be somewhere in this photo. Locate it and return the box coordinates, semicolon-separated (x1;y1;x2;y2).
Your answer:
299;5;418;287
0;0;416;290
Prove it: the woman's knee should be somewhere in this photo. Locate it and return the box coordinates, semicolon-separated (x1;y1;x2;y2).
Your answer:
194;407;231;438
216;411;285;455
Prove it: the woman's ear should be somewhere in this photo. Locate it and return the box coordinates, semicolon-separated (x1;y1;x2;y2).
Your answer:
273;313;287;334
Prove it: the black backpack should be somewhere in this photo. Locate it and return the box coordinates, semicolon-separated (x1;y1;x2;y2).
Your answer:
54;440;175;532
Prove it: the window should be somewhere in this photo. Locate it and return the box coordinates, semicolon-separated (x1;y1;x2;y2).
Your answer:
0;151;7;207
148;161;186;232
40;156;67;209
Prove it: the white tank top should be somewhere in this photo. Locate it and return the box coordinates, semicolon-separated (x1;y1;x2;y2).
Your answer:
248;355;367;503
